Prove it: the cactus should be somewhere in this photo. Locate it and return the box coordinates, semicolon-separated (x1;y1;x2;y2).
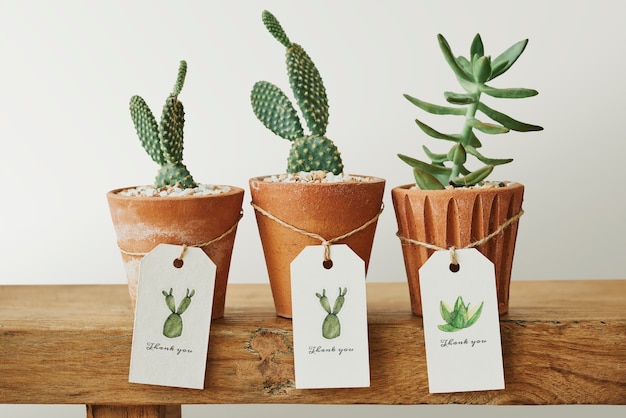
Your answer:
399;34;543;189
130;60;196;189
250;10;344;175
315;288;347;339
438;296;483;332
162;288;195;338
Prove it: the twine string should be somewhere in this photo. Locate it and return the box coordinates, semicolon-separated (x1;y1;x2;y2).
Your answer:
396;209;524;268
250;201;384;262
117;210;244;259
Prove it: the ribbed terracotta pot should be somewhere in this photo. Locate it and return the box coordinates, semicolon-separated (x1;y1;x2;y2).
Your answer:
249;175;386;318
106;186;244;319
391;182;524;316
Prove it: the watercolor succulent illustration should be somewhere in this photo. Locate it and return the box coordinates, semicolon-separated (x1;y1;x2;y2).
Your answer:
439;296;483;332
130;60;197;189
250;10;343;175
316;288;347;339
399;34;543;190
162;288;195;338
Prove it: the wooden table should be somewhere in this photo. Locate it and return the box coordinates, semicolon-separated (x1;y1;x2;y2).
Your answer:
1;280;625;418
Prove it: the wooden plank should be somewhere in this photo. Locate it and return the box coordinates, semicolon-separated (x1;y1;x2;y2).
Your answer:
0;281;625;405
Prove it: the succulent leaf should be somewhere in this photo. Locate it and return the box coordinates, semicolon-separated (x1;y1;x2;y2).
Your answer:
470;34;484;58
451;165;494;187
437;34;473;82
413;167;445;190
472;56;492;83
465;145;513;166
422;145;448;164
398;154;452;177
415;119;461;142
444;91;476;105
481;86;538;98
251;81;304;141
450;143;467;165
478;102;543;132
404;94;466;115
467;118;509;134
490;39;528;80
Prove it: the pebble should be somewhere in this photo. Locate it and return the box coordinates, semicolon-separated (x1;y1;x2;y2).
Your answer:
262;171;374;184
118;184;231;197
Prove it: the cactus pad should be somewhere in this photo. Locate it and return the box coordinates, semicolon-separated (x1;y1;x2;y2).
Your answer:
288;135;343;174
287;44;329;136
251;81;303;141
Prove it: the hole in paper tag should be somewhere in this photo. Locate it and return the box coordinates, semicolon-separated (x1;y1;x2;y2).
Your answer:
290;244;371;389
129;244;216;389
419;248;505;393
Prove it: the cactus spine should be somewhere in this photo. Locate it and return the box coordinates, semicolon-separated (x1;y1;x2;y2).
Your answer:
130;60;197;188
251;10;343;175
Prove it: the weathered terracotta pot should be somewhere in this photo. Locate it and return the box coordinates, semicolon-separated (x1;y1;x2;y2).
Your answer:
391;183;524;316
106;186;245;319
249;175;386;318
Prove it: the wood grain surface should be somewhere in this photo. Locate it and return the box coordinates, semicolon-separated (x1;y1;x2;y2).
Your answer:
1;281;625;407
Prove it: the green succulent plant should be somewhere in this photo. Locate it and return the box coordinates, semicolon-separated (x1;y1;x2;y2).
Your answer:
316;287;347;339
438;296;483;332
162;288;195;338
399;34;543;190
129;60;196;189
250;10;343;175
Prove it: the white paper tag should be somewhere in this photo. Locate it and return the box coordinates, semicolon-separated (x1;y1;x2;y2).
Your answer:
419;248;505;393
290;244;370;389
129;244;215;389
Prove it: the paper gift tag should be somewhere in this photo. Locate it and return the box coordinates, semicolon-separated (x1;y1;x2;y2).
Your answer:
419;248;505;393
290;244;370;389
129;244;215;389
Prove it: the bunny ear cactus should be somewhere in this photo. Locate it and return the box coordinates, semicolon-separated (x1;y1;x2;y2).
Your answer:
130;60;197;189
316;287;347;339
250;10;344;175
399;34;543;190
162;288;195;338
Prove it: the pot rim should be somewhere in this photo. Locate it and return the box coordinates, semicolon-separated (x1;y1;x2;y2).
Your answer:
392;181;524;193
107;184;245;201
249;173;386;186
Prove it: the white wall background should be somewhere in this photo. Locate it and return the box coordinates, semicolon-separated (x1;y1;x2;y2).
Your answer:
1;0;624;417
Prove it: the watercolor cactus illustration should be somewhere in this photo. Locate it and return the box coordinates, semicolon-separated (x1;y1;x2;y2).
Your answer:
250;10;344;175
316;288;347;339
438;296;483;332
129;60;197;189
162;288;195;338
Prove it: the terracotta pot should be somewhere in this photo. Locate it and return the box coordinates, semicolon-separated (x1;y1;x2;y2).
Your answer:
106;186;245;319
391;183;524;316
249;175;386;318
